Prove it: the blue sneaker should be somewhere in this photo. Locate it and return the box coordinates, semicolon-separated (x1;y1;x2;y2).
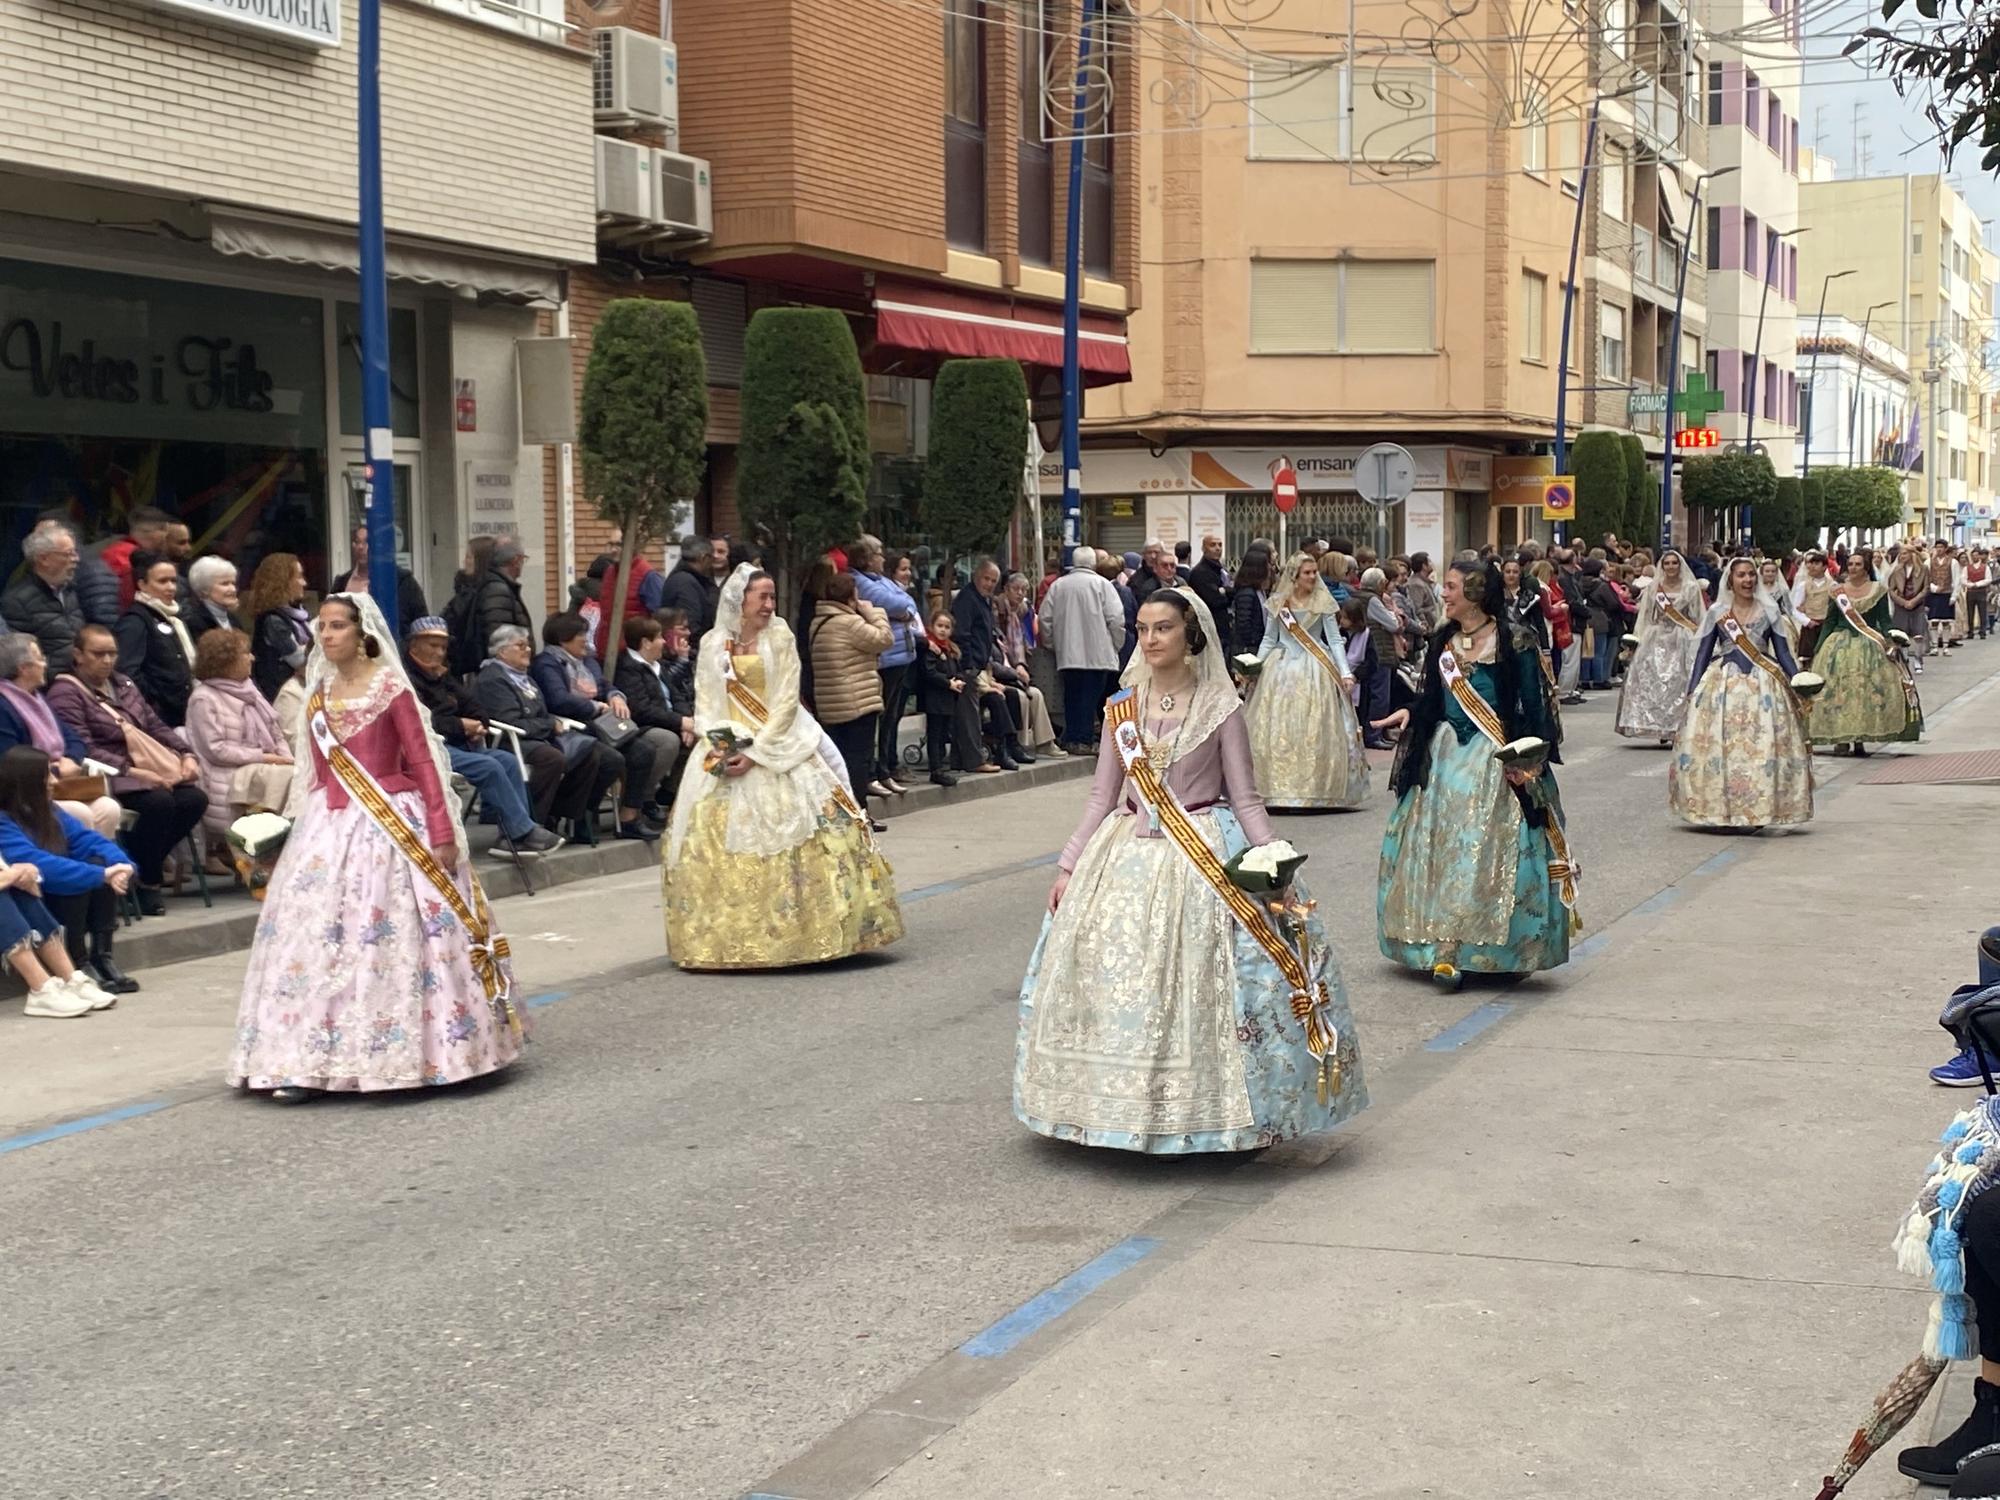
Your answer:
1931;1048;1997;1087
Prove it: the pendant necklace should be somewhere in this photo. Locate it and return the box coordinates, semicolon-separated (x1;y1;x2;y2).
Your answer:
1141;682;1191;833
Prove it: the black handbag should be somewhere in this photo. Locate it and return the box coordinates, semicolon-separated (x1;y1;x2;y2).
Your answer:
590;712;641;750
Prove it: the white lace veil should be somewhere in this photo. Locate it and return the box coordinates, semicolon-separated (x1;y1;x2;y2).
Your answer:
284;591;470;868
1266;551;1338;622
1118;583;1239;758
1636;550;1706;638
667;563;843;861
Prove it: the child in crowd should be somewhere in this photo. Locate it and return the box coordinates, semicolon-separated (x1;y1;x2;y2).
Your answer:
653;607;695;720
918;610;994;784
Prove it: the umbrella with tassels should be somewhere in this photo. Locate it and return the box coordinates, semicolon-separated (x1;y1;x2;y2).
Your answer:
1811;1348;1949;1496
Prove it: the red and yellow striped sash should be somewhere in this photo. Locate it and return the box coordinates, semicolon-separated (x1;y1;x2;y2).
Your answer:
719;648;872;837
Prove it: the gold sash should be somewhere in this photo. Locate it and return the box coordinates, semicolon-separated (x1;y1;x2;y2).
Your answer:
1277;607;1362;750
307;688;518;1032
1436;648;1579;921
1104;692;1344;1100
1834;590;1895;654
1658;596;1699;633
719;647;872;839
1718;616;1804;718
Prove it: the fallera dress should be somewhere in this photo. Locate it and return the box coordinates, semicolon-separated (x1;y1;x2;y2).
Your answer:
227;665;523;1092
1807;583;1923;747
1378;624;1576;976
1015;658;1366;1154
1668;603;1813;829
1243;600;1370;809
663;569;902;970
1615;570;1705;739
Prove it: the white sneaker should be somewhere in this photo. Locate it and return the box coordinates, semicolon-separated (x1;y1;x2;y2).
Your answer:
63;971;117;1011
24;979;92;1018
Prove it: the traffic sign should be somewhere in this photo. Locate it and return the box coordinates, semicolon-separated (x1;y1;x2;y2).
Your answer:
1270;457;1300;514
1541;476;1576;522
1353;442;1417;505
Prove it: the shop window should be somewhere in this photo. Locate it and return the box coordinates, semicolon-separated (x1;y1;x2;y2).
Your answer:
944;0;987;252
336;303;421;439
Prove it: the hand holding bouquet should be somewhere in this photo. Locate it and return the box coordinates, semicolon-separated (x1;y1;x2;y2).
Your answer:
225;812;293;902
702;726;755;776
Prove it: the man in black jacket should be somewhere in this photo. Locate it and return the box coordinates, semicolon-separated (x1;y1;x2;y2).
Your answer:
332;524;429;639
473;624;613;835
658;534;722;648
951;560;1029;768
467;539;534;671
1186;534;1233;653
2;521;86;671
404;617;560;857
615;615;698;817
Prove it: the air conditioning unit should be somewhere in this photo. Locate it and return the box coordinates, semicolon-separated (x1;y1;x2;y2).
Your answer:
593;27;679;141
595;136;659;224
654;150;713;237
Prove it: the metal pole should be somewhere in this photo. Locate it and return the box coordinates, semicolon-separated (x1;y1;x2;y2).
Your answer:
1551;98;1601;549
1057;0;1099;565
1928;322;1940;542
1846;305;1882;468
1740;263;1776;548
1661;176;1720;556
357;0;397;607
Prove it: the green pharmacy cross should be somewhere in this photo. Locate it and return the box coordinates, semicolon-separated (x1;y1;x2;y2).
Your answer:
1674;374;1726;424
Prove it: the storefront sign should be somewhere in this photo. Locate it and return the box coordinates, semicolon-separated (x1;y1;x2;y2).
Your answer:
467;461;519;539
0;316;275;414
128;0;340;48
1040;445;1476;498
1491;455;1554;503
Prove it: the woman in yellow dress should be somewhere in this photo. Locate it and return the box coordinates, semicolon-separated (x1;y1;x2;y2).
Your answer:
1242;552;1369;809
663;564;903;969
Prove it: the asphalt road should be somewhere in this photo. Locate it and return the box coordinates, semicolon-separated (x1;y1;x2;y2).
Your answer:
6;642;1996;1500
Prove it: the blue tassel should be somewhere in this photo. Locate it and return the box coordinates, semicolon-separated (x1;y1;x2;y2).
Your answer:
1942;1180;1968;1210
1940;1295;1978;1360
1959;1142;1987;1164
1947;1119;1972;1144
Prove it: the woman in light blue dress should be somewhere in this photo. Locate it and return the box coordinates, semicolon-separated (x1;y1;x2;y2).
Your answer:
1243;553;1370;809
1015;587;1366;1153
1373;557;1576;981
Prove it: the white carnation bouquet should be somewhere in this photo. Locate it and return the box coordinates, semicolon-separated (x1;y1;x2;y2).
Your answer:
1223;838;1306;893
225;812;293;900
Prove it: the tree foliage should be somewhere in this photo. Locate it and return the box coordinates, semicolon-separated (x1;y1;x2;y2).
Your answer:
922;359;1029;561
579;298;709;663
1756;477;1804;556
1681;449;1777;516
1850;2;2000;174
738;308;870;581
1819;466;1906;538
1797;471;1826;551
1571;431;1628;547
1619;434;1656;550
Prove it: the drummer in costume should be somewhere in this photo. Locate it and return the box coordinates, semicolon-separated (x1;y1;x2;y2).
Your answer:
1808;548;1923;757
1373;557;1579;984
1015;585;1366;1153
1615;548;1707;744
1668;557;1815;830
1242;552;1370;810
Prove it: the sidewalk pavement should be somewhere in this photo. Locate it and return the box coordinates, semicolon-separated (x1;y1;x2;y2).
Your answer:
744;675;2000;1500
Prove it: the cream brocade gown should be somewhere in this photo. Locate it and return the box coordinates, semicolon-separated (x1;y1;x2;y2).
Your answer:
1243;607;1370;809
662;654;903;970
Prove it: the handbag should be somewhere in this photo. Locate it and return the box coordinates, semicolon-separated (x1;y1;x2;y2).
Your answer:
62;676;186;784
590;712;641;750
51;773;108;803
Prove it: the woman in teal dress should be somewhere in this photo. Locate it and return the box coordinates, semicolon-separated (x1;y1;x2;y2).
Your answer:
1372;557;1577;984
1809;549;1923;756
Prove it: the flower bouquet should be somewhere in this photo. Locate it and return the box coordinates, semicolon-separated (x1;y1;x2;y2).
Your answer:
702;726;755;776
225;811;292;902
1790;670;1826;701
1224;838;1306;893
1493;736;1548;769
1232;653;1265;680
1889;628;1914;650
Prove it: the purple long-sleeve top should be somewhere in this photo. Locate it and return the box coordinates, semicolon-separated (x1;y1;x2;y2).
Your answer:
1058;705;1277;871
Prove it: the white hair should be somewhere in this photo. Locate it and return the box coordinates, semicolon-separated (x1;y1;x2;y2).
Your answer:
1071;546;1098;570
189;555;236;598
1360;567;1387;592
488;624;531;653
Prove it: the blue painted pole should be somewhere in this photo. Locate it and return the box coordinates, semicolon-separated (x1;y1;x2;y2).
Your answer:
1551;98;1601;549
1057;0;1098;563
1660;179;1712;556
358;0;398;607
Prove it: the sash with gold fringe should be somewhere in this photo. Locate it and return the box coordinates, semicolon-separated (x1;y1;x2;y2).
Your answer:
1834;592;1922;718
1718;616;1805;719
1658;595;1699;633
307;687;518;1035
1104;691;1345;1102
1436;648;1580;924
719;646;873;840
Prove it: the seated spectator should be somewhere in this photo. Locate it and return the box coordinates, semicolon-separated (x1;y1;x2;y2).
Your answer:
473;625;617;842
0;745;140;998
116;548;197;727
0;633;123;839
183;556;244;643
331;523;428;639
532;612;675;840
919;609;998;783
614;615;696;812
273;667;308;748
402;617;561;859
993;572;1063;759
29;508;119;628
245;551;311;703
184;629;296;856
46;623;209;915
651;607;697;720
3;520;87;673
100;505;173;610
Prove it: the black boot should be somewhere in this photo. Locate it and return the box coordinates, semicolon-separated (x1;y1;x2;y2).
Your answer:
89;933;140;994
1901;1377;2000;1485
1007;736;1037;765
989;738;1019;771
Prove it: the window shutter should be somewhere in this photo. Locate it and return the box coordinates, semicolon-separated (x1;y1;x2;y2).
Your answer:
691;278;747;389
1250;261;1340;352
1248;60;1341;161
1351;66;1435;163
1343;260;1433;351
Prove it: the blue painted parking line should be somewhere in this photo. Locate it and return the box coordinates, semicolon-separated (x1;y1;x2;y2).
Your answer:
0;1099;170;1157
905;851;1061;904
523;990;569;1009
1571;931;1613;962
1424;1002;1513;1052
961;1235;1163;1359
1691;848;1741;877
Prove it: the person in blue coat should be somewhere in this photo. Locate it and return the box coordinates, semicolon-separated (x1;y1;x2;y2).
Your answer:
0;745;140;997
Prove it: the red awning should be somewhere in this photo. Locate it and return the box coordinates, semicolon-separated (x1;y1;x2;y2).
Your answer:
872;278;1130;381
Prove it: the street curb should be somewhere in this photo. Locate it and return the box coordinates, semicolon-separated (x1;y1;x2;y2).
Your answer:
876;751;1093;820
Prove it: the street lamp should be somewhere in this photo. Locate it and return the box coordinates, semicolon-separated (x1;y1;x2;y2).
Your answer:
1660;164;1738;551
1800;267;1858;483
1742;224;1808;547
1056;0;1103;562
1846;298;1896;467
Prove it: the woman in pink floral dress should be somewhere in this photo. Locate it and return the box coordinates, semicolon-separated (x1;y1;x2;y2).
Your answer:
227;593;522;1101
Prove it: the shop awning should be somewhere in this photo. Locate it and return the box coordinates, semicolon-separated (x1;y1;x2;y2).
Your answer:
208;209;562;306
872;279;1130;380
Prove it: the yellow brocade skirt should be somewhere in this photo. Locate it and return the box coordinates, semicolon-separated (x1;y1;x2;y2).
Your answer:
662;797;904;970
